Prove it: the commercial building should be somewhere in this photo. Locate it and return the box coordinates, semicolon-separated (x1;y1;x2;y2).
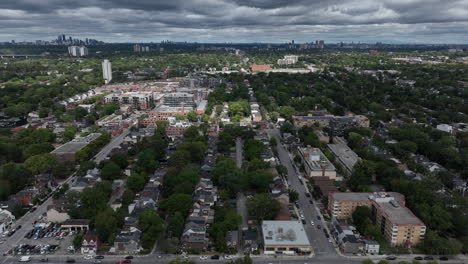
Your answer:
328;142;360;176
148;105;193;121
297;147;338;180
102;59;112;84
68;46;88;57
51;133;102;161
262;220;312;255
277;55;299;65
328;192;426;246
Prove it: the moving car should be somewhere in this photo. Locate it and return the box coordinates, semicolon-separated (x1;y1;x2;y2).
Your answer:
124;256;134;260
19;256;31;262
424;256;434;260
385;256;397;260
439;256;449;261
211;255;220;260
95;256;105;259
40;258;48;262
413;256;423;260
199;256;208;260
123;260;132;264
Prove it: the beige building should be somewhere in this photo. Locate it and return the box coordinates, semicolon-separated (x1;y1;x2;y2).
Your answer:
328;192;425;246
262;220;312;255
297;147;339;180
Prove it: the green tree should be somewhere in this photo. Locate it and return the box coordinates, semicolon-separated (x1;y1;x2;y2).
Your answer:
100;161;121;181
139;209;164;249
244;139;265;161
167;212;185;238
289;190;299;203
352;206;372;233
22;143;54;159
95;208;117;243
279;106;295;119
24;153;58;174
247;193;280;221
127;173;147;192
187;111;198;122
159;193;193;216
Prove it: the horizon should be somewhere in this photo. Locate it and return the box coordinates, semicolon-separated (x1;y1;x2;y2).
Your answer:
1;0;468;44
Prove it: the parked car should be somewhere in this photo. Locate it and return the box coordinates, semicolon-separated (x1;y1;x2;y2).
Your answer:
199;256;208;260
414;256;423;260
424;256;434;260
124;256;133;260
40;257;48;262
317;216;321;220
95;256;105;259
385;256;397;260
439;256;449;261
123;260;131;264
211;255;220;260
66;258;75;263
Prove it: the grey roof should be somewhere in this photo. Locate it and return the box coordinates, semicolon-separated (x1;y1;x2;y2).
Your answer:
331;192;405;202
262;220;311;246
328;143;360;172
377;200;424;225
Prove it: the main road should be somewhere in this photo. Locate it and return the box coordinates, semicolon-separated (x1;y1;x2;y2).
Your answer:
266;128;337;258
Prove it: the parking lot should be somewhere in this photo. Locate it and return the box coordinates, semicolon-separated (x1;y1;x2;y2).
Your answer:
13;223;77;256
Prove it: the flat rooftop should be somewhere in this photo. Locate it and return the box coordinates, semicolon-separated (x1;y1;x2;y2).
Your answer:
51;133;101;154
262;220;311;246
331;192;405;202
299;147;335;171
328;143;360;171
377;201;424;225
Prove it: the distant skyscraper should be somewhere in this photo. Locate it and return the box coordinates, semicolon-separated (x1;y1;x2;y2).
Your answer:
133;44;141;52
292;40;295;45
102;59;112;85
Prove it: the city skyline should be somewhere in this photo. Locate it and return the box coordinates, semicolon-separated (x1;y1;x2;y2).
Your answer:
0;0;468;44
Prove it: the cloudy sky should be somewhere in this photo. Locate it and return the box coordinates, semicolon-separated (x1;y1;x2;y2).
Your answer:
1;0;468;44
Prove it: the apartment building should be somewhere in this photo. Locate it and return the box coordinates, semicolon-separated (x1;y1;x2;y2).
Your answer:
297;147;339;180
277;55;299;65
104;92;155;110
163;92;195;107
328;192;425;246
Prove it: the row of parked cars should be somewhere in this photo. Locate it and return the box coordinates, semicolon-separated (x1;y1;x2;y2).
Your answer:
24;224;76;240
1;225;22;237
13;244;58;255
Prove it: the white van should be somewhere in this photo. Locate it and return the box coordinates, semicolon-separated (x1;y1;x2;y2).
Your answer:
19;256;31;262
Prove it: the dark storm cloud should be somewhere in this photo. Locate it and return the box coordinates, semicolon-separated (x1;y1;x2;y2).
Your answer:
0;0;467;43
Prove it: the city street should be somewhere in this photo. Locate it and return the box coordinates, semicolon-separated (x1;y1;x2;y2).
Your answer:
266;128;338;257
0;128;132;263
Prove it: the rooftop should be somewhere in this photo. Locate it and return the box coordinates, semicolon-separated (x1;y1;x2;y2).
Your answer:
331;192;405;202
299;147;335;171
262;220;311;246
328;143;360;171
377;200;424;225
51;133;102;154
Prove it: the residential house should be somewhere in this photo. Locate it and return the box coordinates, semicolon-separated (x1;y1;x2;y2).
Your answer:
0;200;22;215
364;240;380;255
0;209;15;233
243;229;259;252
81;232;99;255
114;228;142;254
11;189;38;206
226;230;239;249
181;221;209;250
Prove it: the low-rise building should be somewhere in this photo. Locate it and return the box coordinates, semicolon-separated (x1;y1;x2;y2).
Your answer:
364;240;380;255
0;209;15;233
51;133;102;161
114;229;142;254
298;147;338;180
262;220;312;255
328;142;360;176
81;233;99;255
